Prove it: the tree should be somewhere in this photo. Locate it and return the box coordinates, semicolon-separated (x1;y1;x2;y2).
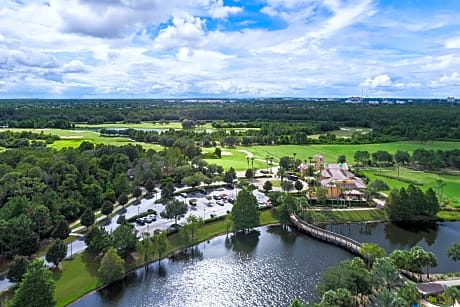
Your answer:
289;298;305;307
354;150;370;165
394;150;411;165
85;226;113;255
180;215;204;243
371;257;400;290
225;214;233;235
369;179;390;193
132;186;142;198
360;242;386;269
30;205;52;238
214;147;222;158
277;166;286;182
137;233;154;268
281;180;294;192
444;286;460;307
145;178;156;194
294;180;303;192
7;256;29;283
372;288;401;307
112;224;138;258
113;173;131;197
45;239;67;268
396;281;421;307
98;247;125;284
117;193;129;208
223;171;234;185
231;189;259;232
245;168;254;181
447;243;460;262
80;208;95;229
337;155;346;164
153;231;167;264
318;288;354;307
279;156;292;170
263;180;273;193
160;200;188;225
161;181;175;199
389;249;411;271
101;200;114;218
8;259;56;307
51;219;70;240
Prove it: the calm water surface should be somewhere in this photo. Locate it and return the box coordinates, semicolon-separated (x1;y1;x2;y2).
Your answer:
72;222;460;307
72;226;352;307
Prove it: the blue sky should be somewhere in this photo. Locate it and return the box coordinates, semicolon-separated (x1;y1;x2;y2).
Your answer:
0;0;459;98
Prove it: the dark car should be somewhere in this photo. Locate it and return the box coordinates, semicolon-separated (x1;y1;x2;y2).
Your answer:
227;198;235;204
135;218;145;226
213;195;222;200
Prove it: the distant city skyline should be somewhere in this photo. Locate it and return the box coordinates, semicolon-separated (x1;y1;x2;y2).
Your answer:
1;0;460;98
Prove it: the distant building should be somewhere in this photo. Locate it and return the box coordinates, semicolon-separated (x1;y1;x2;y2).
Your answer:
368;100;380;105
447;97;456;103
345;97;363;104
312;155;366;201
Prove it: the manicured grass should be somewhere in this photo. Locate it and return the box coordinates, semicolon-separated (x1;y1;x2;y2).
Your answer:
362;167;460;207
204;147;266;170
437;210;460;221
0;128;164;151
243;141;460;163
54;253;101;307
310;127;372;139
314;209;388;223
76;121;186;129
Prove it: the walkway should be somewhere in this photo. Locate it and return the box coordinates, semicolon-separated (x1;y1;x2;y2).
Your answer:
417;279;460;296
289;213;362;256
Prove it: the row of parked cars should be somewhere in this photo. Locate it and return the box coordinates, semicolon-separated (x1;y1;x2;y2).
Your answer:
135;214;157;226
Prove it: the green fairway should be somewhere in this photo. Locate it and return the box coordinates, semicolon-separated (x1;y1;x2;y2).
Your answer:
310;127;372;139
314;209;387;223
362;167;460;207
0;128;164;151
204;147;267;170
242;142;460;163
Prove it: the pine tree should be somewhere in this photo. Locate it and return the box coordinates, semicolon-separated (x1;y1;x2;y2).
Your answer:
51;219;71;240
231;189;259;232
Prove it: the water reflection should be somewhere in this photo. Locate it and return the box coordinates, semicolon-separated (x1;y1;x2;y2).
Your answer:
226;230;260;255
266;225;298;245
384;221;438;247
170;245;204;262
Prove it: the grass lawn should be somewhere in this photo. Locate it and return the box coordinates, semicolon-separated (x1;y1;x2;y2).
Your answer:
76;121;186;129
314;209;387;223
242;141;460;163
362;166;460;207
0;128;164;151
437;210;460;221
54;253;100;307
310;127;372;139
204;147;266;170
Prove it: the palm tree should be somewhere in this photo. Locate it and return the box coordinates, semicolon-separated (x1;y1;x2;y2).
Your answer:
372;288;401;307
277;167;286;182
435;179;446;204
444;287;460;307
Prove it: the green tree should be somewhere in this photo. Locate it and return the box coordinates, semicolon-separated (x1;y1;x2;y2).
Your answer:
289;297;305;307
281;180;294;192
337;155;346;164
389;249;411;271
137;233;155;268
30;205;52;238
294;180;304;192
160;200;188;225
371;257;400;290
7;256;29;283
85;226;113;255
112;224;138;258
8;259;56;307
145;178;156;194
101;200;114;218
117;193;129;208
180;215;204;243
98;247;125;284
153;231;168;264
277;166;286;182
223;171;234;185
373;288;401;307
396;281;421;307
245;168;254;181
51;219;70;240
161;181;175;199
360;242;387;269
231;189;259;232
318;288;354;307
354;150;370;165
132;186;142;198
225;214;233;235
45;239;67;268
447;243;460;262
263;180;273;193
80;208;95;229
113;173;131;198
444;286;460;307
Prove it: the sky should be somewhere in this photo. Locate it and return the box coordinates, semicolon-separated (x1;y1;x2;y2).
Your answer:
0;0;460;98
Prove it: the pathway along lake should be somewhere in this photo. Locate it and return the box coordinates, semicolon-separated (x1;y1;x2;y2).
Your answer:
72;222;460;307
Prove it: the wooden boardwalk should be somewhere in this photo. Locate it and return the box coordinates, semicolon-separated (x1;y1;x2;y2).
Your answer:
290;213;363;256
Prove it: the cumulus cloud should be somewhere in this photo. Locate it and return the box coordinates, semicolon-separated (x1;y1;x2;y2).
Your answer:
361;74;392;88
445;36;460;49
153;14;206;51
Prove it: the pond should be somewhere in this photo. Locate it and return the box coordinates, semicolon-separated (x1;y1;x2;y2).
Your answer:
71;221;460;307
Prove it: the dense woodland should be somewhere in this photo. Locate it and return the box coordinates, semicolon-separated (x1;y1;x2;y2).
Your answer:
0;100;458;142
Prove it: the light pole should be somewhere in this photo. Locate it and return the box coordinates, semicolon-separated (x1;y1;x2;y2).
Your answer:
203;208;206;219
137;206;140;215
70;240;73;260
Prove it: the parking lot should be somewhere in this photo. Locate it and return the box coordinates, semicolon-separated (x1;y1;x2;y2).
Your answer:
132;186;269;235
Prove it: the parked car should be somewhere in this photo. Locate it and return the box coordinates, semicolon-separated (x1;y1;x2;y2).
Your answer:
213;195;222;200
210;213;216;218
260;170;269;174
216;200;225;206
135;218;145;226
180;193;187;198
227;198;235;204
143;217;154;223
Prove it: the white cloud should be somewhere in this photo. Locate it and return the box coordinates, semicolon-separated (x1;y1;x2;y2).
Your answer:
153;14;206;51
361;74;392;88
445;36;460;49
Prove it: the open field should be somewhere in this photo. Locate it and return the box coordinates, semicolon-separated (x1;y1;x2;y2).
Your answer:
313;209;387;223
205;147;267;170
362;167;460;207
310;127;372;139
242;142;460;163
0;128;164;151
75;122;259;132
